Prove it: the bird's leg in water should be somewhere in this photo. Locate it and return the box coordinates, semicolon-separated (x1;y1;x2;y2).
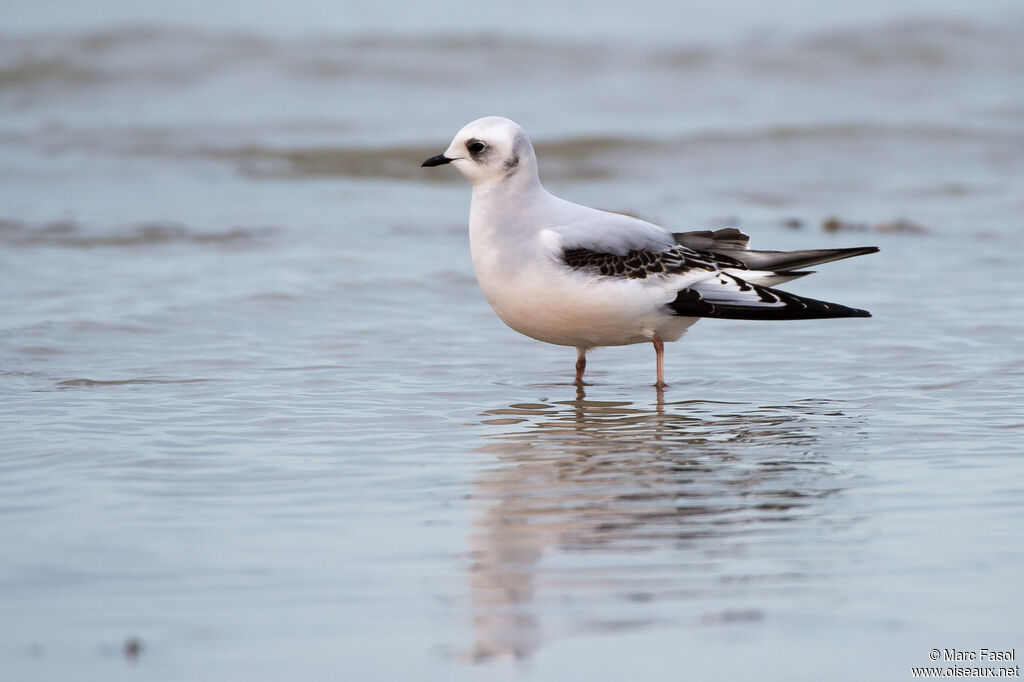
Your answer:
574;349;587;385
652;335;666;388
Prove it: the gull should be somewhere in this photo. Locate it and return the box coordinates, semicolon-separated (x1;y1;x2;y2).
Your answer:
422;116;878;388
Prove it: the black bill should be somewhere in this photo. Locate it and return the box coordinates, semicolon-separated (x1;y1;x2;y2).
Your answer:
421;154;453;167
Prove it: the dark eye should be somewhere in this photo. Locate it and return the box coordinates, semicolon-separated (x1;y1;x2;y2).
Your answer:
467;141;485;154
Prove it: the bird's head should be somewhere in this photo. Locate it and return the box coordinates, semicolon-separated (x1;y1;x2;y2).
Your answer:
421;116;536;187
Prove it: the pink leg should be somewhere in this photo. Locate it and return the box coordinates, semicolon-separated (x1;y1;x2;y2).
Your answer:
574;350;587;385
652;335;666;388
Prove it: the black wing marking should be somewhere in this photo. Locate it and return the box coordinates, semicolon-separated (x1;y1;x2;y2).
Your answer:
561;245;743;280
669;272;871;320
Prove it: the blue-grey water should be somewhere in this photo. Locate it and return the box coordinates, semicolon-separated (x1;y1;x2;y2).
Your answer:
2;1;1023;680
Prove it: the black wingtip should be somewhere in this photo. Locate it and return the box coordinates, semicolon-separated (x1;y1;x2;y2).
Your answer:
669;283;875;321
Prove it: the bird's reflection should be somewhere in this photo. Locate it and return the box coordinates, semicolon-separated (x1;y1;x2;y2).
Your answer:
464;389;862;663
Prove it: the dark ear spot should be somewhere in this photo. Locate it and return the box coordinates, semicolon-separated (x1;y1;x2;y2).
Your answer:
503;133;528;174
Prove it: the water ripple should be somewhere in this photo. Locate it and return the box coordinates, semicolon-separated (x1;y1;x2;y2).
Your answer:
463;395;863;660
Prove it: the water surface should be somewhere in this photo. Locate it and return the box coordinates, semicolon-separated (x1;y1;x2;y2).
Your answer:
2;1;1023;679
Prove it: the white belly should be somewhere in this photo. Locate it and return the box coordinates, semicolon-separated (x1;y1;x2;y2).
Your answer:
475;260;698;349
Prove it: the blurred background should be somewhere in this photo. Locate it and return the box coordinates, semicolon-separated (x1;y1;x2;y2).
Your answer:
2;0;1023;680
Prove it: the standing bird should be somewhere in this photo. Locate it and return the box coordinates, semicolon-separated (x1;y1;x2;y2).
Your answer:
422;116;877;388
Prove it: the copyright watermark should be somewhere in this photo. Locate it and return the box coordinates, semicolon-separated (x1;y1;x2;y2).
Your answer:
912;648;1019;678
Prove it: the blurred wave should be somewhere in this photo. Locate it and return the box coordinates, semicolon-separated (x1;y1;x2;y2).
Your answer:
2;15;1021;204
0;218;278;248
4;122;1016;184
2;17;1021;90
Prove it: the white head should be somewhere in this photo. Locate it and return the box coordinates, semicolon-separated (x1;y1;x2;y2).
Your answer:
421;116;538;188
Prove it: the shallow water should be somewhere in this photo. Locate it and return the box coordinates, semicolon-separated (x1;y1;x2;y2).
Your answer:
2;1;1023;679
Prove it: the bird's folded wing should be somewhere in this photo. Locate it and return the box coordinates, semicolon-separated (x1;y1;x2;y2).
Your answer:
551;207;678;255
